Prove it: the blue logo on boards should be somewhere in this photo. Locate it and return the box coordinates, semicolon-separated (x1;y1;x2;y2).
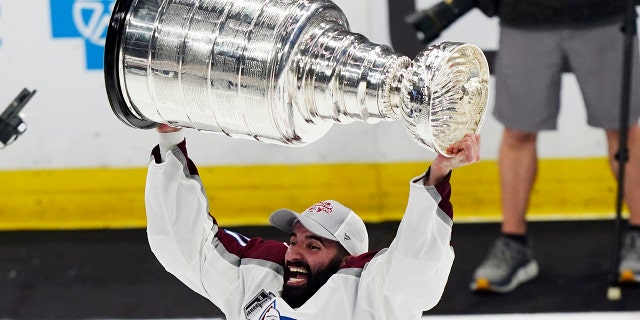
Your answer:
50;0;114;70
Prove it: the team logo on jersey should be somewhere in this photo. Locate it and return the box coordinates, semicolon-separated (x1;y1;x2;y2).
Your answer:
50;0;114;70
258;300;280;320
257;300;297;320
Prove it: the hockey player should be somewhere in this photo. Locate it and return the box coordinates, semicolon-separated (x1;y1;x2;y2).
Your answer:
145;124;480;319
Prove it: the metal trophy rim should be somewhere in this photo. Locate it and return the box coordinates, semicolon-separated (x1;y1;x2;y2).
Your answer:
436;43;488;155
104;0;158;129
406;42;489;156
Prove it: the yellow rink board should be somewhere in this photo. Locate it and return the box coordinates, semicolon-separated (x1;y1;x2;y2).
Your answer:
0;157;628;230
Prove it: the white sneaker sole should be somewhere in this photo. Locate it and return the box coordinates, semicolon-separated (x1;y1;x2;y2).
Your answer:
471;260;539;293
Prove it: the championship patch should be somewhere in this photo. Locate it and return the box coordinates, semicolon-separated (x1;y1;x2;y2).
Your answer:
244;289;276;319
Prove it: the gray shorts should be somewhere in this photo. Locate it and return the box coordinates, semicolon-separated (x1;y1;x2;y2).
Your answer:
492;22;640;131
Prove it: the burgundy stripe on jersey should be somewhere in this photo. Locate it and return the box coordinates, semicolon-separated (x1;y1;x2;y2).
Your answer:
151;145;162;163
341;251;380;269
215;228;288;266
151;140;199;176
434;173;453;220
175;140;199;176
415;169;453;220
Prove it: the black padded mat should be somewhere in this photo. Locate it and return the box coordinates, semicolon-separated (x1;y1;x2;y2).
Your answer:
0;220;638;319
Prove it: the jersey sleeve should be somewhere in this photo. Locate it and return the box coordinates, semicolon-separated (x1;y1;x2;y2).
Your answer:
144;137;286;316
355;169;455;318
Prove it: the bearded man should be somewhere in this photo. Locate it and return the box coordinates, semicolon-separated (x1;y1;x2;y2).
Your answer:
145;124;480;320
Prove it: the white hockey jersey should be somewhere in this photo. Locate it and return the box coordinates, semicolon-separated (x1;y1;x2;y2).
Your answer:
145;136;455;320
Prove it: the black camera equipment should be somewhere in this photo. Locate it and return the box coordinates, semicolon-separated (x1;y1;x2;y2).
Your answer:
405;0;475;45
0;88;37;149
405;0;498;45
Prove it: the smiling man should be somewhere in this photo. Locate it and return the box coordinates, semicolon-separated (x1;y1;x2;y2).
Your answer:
145;124;480;320
271;199;367;309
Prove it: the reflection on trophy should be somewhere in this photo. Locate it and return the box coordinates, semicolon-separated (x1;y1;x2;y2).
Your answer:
104;0;489;155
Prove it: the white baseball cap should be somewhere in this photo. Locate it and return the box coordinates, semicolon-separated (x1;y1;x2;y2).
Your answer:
269;200;369;256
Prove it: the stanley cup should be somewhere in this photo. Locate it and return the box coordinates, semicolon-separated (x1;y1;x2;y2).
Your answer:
104;0;489;155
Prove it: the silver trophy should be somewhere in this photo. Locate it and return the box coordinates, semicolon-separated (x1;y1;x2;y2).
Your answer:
104;0;489;155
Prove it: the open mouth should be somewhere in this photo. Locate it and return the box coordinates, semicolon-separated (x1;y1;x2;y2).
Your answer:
286;266;309;286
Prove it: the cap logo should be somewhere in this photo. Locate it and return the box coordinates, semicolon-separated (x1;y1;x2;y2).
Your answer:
308;201;333;214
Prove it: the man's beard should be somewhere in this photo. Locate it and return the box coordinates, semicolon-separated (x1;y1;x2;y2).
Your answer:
281;255;343;309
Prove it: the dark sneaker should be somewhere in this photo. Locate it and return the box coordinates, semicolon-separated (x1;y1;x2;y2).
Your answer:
619;229;640;283
471;236;539;293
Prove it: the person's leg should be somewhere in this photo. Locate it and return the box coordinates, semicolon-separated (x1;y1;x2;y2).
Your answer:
567;24;640;220
499;128;538;235
605;124;640;225
607;124;640;282
470;127;540;293
567;22;640;283
471;25;563;293
626;124;640;227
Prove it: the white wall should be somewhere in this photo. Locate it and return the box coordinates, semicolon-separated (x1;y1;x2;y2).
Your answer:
0;0;620;171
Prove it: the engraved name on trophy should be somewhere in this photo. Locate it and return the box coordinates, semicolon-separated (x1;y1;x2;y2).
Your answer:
104;0;489;155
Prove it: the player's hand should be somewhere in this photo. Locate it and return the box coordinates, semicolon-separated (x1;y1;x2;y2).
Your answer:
425;133;481;185
157;123;182;133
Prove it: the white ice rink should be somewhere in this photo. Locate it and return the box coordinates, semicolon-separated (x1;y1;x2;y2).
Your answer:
425;312;640;320
137;311;640;320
